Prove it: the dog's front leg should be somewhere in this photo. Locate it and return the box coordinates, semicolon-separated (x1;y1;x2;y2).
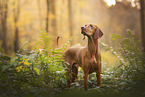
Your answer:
96;72;101;86
96;59;101;86
83;72;89;91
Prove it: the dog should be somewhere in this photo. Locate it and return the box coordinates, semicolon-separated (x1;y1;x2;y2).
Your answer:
64;24;103;90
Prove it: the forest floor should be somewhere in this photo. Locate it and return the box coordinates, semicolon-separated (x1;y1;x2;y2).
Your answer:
53;73;144;97
0;56;145;97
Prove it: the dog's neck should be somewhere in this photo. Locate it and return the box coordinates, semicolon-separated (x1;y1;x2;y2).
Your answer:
87;36;98;57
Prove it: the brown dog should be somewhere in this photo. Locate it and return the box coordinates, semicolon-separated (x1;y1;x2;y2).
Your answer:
64;24;103;90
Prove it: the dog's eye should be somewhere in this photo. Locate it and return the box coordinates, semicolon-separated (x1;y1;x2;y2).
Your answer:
90;25;93;27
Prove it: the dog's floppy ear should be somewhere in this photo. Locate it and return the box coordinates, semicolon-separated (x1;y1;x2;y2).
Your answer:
93;28;103;40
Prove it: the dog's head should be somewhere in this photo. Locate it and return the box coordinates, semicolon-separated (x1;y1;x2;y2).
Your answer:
81;24;103;40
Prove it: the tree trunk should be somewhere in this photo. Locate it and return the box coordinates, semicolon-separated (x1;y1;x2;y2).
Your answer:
50;0;57;47
13;0;20;53
0;0;8;53
68;0;73;45
51;0;57;35
37;0;43;29
46;0;49;32
140;0;145;52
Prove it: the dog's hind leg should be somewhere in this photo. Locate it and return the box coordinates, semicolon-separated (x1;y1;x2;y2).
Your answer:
66;62;78;87
71;63;78;83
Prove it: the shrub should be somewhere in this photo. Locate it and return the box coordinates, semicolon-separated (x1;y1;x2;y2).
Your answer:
0;30;70;96
112;31;145;80
110;31;145;96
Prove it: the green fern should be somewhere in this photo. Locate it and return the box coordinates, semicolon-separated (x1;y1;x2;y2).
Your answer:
0;46;3;55
37;30;52;53
112;31;145;80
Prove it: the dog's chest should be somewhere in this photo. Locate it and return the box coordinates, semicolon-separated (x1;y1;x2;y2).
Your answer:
88;59;98;74
89;66;97;74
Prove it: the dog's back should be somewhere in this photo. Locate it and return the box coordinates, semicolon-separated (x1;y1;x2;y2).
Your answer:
64;47;84;66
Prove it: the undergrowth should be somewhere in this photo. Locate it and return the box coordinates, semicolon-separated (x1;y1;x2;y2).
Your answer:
0;30;145;97
0;30;70;97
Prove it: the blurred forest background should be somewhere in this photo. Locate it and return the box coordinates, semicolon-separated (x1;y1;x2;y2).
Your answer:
0;0;143;55
0;0;145;97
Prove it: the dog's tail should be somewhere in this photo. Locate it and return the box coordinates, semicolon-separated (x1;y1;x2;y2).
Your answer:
56;36;60;47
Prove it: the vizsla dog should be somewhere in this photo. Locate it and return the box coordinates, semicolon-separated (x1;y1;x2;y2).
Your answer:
64;24;103;91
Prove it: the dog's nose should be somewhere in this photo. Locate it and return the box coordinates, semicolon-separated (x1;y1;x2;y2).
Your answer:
81;26;84;30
